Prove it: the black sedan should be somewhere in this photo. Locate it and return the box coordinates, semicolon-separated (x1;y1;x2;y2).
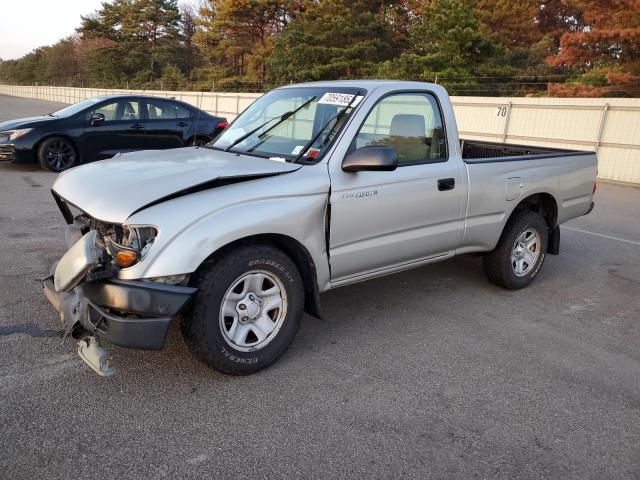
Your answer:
0;95;227;172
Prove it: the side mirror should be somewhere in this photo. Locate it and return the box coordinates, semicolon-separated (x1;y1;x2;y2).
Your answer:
342;146;398;172
90;113;105;126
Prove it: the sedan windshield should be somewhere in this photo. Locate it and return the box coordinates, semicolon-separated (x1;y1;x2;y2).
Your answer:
50;97;104;117
210;87;364;162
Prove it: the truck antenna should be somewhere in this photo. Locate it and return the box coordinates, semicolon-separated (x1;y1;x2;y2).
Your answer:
193;91;204;147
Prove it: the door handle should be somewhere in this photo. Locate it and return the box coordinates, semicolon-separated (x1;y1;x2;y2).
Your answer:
130;123;144;130
177;121;188;127
438;178;455;191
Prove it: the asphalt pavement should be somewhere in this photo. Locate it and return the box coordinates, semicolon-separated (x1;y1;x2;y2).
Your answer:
1;95;639;479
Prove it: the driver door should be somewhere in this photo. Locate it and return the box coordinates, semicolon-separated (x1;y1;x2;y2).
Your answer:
328;91;465;283
83;98;147;161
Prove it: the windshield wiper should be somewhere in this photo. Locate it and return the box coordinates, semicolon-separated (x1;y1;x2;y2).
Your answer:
224;96;316;153
293;91;361;163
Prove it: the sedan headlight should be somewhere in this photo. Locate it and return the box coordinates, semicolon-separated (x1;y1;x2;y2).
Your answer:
1;128;33;141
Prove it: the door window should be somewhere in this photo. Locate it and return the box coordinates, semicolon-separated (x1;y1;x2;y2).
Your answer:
145;99;192;120
93;100;141;121
355;93;447;165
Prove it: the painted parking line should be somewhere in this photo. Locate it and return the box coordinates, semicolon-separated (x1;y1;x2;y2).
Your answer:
563;226;640;246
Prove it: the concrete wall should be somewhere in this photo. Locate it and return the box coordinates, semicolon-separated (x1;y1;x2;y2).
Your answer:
1;84;638;184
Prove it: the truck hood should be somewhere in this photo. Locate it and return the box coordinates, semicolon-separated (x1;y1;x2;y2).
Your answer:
52;147;302;224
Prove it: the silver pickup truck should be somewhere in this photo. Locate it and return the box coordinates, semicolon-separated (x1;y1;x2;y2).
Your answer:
43;81;597;376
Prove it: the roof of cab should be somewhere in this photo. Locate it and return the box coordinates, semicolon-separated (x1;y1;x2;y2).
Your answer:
278;79;440;89
277;80;447;97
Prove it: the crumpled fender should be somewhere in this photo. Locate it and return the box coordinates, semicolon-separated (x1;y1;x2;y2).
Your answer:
118;164;333;292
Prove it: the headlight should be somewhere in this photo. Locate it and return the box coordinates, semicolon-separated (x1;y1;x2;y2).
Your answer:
1;128;33;140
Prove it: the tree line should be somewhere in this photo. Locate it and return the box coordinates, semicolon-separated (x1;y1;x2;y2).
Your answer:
0;0;638;97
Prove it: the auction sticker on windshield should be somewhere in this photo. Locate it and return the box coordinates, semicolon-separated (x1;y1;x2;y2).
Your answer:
318;93;363;107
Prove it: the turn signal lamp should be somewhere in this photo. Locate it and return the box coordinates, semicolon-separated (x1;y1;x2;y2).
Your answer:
116;250;138;268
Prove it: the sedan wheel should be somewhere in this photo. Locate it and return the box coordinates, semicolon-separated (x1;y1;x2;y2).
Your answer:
193;138;208;147
37;137;78;172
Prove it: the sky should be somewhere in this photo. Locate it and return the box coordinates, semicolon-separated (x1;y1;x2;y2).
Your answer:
0;0;105;60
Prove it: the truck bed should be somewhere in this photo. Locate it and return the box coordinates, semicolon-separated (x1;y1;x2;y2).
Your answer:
461;140;593;163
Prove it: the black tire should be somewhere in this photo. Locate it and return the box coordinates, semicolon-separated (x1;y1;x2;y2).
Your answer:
181;244;304;375
37;136;78;172
483;211;549;290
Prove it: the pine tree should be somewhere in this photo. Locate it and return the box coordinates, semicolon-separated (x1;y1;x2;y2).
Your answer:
376;0;512;95
77;0;181;85
195;0;301;85
475;0;543;47
267;0;408;82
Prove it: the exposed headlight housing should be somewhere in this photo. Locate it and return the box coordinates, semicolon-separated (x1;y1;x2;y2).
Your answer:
104;225;158;268
1;128;33;141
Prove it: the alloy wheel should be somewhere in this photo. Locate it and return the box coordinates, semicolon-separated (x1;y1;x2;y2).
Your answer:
45;140;75;171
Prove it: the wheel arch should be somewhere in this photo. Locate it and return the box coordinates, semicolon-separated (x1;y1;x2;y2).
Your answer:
511;192;558;228
505;192;559;253
193;233;323;319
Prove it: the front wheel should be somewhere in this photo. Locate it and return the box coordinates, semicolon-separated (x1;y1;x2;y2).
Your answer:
483;211;549;290
181;244;304;375
37;136;78;172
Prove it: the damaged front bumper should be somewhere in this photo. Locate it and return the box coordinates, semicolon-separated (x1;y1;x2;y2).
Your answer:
43;205;196;352
43;268;197;350
43;276;196;350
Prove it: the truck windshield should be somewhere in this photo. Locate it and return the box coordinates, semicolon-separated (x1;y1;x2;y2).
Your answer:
209;87;363;162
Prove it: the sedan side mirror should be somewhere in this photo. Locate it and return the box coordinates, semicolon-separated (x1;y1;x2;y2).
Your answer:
342;146;398;172
90;113;105;126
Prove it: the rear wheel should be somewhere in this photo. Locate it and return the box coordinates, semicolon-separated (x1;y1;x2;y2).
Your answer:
483;211;548;290
37;136;78;172
181;244;304;375
192;136;210;147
